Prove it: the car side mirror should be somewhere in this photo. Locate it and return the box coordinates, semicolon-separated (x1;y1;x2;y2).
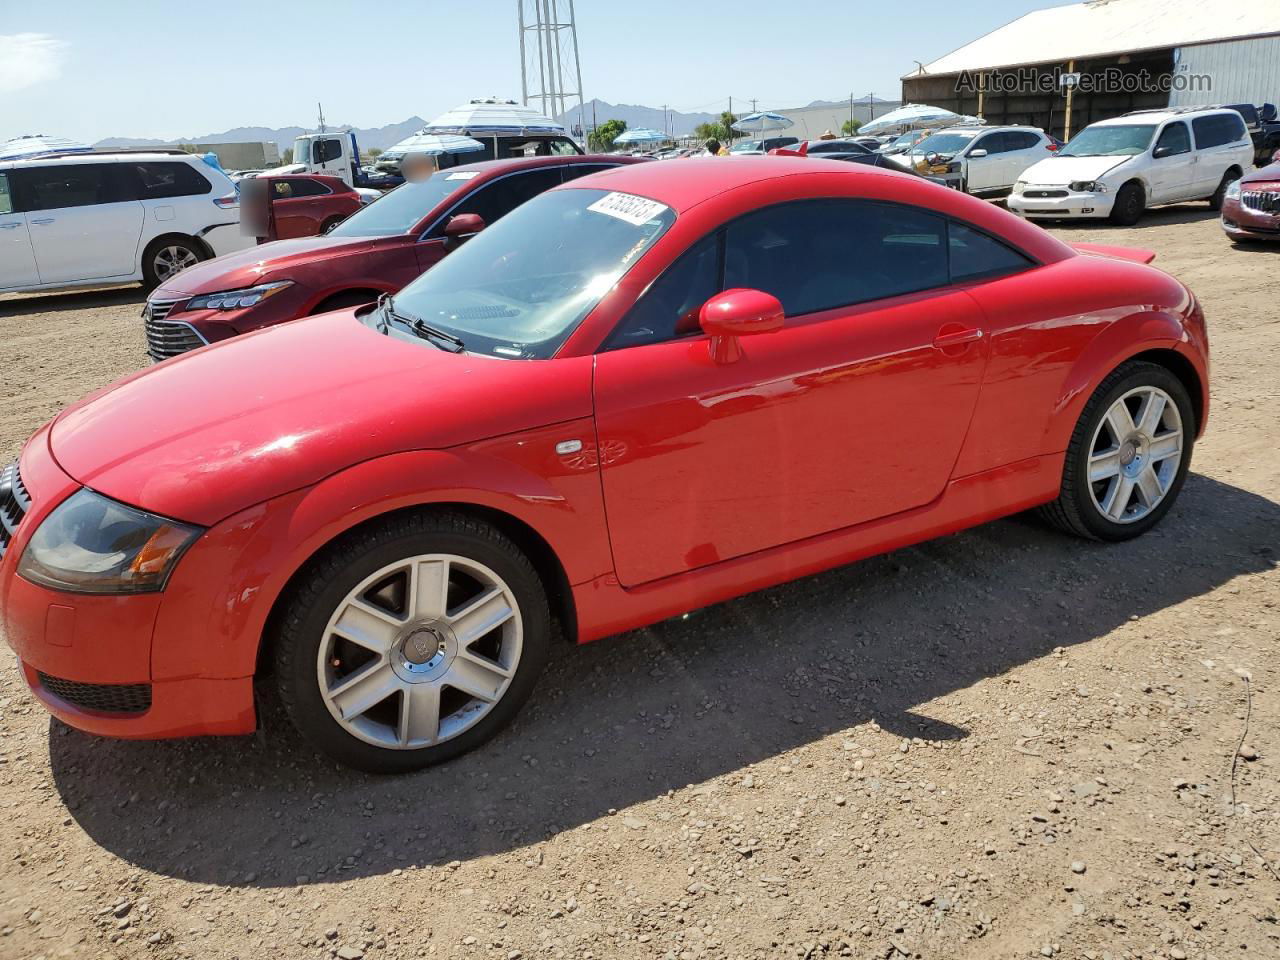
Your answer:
444;213;485;238
968;148;988;158
699;288;784;363
1153;145;1174;159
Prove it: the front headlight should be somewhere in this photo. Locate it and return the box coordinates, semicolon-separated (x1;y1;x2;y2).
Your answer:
1012;181;1026;194
183;280;292;312
1225;179;1242;201
1069;181;1108;194
18;489;202;594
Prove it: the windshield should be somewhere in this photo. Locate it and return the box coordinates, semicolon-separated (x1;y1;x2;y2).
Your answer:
911;132;977;155
382;188;675;358
729;140;762;154
1060;124;1156;157
328;170;473;237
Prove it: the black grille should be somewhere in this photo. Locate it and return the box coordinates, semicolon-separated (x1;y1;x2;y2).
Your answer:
1241;189;1280;215
1025;189;1068;199
0;460;31;560
37;673;152;714
143;307;207;362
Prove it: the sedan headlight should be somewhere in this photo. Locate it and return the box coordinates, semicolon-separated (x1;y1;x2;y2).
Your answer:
1225;179;1242;201
1012;181;1026;194
1069;181;1108;194
18;489;202;594
183;280;292;312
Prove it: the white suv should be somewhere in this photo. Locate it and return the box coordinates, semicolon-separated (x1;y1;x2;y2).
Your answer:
1008;107;1253;225
887;125;1056;196
0;151;251;294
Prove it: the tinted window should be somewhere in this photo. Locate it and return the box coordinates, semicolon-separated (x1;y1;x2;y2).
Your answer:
129;161;212;199
329;171;469;237
723;200;948;317
315;139;343;163
1155;122;1191;156
436;168;563;234
274;177;330;198
1006;132;1043;150
1192;113;1246;149
809;140;869;155
0;173;13;215
560;163;618;183
606;234;720;349
949;222;1034;283
15;163;125;211
972;132;1008;154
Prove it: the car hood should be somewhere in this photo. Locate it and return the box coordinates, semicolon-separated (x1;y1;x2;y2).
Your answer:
1242;160;1280;185
153;235;396;298
49;312;593;526
1020;155;1130;185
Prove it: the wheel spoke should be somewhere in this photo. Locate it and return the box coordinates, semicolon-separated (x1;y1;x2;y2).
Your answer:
448;588;514;644
446;654;508;702
329;662;399;719
1105;401;1136;440
399;682;441;745
1136;391;1167;436
408;559;449;621
1135;465;1164;508
1102;475;1135;520
1149;432;1182;461
1089;448;1123;482
333;600;402;653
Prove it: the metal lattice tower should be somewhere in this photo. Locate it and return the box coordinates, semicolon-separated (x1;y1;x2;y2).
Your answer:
518;0;585;132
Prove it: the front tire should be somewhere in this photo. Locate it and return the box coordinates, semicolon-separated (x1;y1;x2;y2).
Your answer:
272;512;551;773
1040;361;1194;541
1109;182;1145;226
142;236;206;290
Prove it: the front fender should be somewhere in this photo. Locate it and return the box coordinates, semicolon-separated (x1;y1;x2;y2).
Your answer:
151;418;610;682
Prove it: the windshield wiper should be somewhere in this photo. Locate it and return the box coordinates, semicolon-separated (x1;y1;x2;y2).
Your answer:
378;294;465;353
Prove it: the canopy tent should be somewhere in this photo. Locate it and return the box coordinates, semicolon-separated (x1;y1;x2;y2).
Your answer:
379;134;486;160
421;98;568;136
613;128;669;145
731;112;795;135
859;104;982;135
0;134;91;162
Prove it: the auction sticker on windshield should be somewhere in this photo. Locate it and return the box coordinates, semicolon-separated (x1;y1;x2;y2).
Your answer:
587;192;669;226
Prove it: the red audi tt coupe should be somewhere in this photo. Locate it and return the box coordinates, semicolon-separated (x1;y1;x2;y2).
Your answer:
0;157;1209;772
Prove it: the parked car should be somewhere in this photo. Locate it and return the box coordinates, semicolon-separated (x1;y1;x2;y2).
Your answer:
800;139;874;156
1221;150;1280;243
878;130;931;156
1;157;1208;773
888;125;1055;197
1008;107;1253;225
729;136;800;154
0;150;248;294
263;175;364;240
767;141;953;185
141;155;643;361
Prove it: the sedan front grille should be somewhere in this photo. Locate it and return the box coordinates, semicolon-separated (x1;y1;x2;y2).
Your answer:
1024;189;1068;199
37;672;152;715
144;305;208;362
0;460;32;560
1241;189;1280;214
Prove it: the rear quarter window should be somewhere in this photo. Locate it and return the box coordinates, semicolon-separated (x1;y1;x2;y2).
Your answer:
1192;113;1247;149
129;162;213;199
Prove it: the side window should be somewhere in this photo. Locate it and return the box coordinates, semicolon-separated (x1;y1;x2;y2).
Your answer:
723;200;947;317
1008;132;1042;150
972;133;1007;154
1191;113;1246;149
438;168;563;232
1155;122;1191;156
560;163;616;183
272;180;295;199
550;140;580;156
949;222;1035;283
278;178;329;198
130;162;212;199
0;173;13;215
605;233;721;350
315;139;343;163
13;163;122;211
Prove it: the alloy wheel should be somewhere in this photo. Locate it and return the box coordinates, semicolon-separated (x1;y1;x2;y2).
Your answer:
316;554;523;750
153;245;200;281
1087;385;1183;524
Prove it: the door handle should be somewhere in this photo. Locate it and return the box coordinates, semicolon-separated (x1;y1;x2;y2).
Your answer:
30;218;55;225
933;326;984;348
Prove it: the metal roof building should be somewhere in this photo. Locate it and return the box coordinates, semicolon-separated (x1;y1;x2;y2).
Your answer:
902;0;1280;139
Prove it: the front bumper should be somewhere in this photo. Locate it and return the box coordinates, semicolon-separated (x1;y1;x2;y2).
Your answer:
0;429;256;739
1221;197;1280;241
1008;187;1115;219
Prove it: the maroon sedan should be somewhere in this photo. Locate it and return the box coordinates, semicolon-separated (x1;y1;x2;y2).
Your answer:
143;155;641;361
1222;152;1280;244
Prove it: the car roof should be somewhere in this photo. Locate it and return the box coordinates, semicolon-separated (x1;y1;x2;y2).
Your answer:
440;153;639;181
0;151;205;171
1098;108;1236;126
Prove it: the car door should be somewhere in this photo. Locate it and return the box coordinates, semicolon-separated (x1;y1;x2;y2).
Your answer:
592;199;990;587
0;171;40;289
1002;132;1049;186
964;132;1007;192
1148;121;1195;203
1191;113;1250;197
12;162;143;283
270;178;333;239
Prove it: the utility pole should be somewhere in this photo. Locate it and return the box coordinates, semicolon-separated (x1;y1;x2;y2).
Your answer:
317;102;326;134
751;98;758;113
849;92;854;133
728;95;733;143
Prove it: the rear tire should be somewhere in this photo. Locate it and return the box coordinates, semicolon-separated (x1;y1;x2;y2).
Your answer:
1109;182;1145;226
319;216;345;235
1040;361;1194;542
1209;169;1240;212
141;236;206;290
272;512;551;774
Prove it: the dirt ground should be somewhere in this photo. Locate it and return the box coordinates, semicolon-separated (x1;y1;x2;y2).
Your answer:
1;205;1278;960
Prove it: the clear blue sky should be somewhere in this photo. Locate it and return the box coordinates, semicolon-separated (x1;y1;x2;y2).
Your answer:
3;0;1062;142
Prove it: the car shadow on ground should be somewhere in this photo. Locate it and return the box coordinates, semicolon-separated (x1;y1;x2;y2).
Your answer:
0;285;145;316
48;472;1278;888
1037;204;1219;232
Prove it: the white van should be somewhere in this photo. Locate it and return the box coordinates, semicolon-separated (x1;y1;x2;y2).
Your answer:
0;151;250;294
1008;107;1253;225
